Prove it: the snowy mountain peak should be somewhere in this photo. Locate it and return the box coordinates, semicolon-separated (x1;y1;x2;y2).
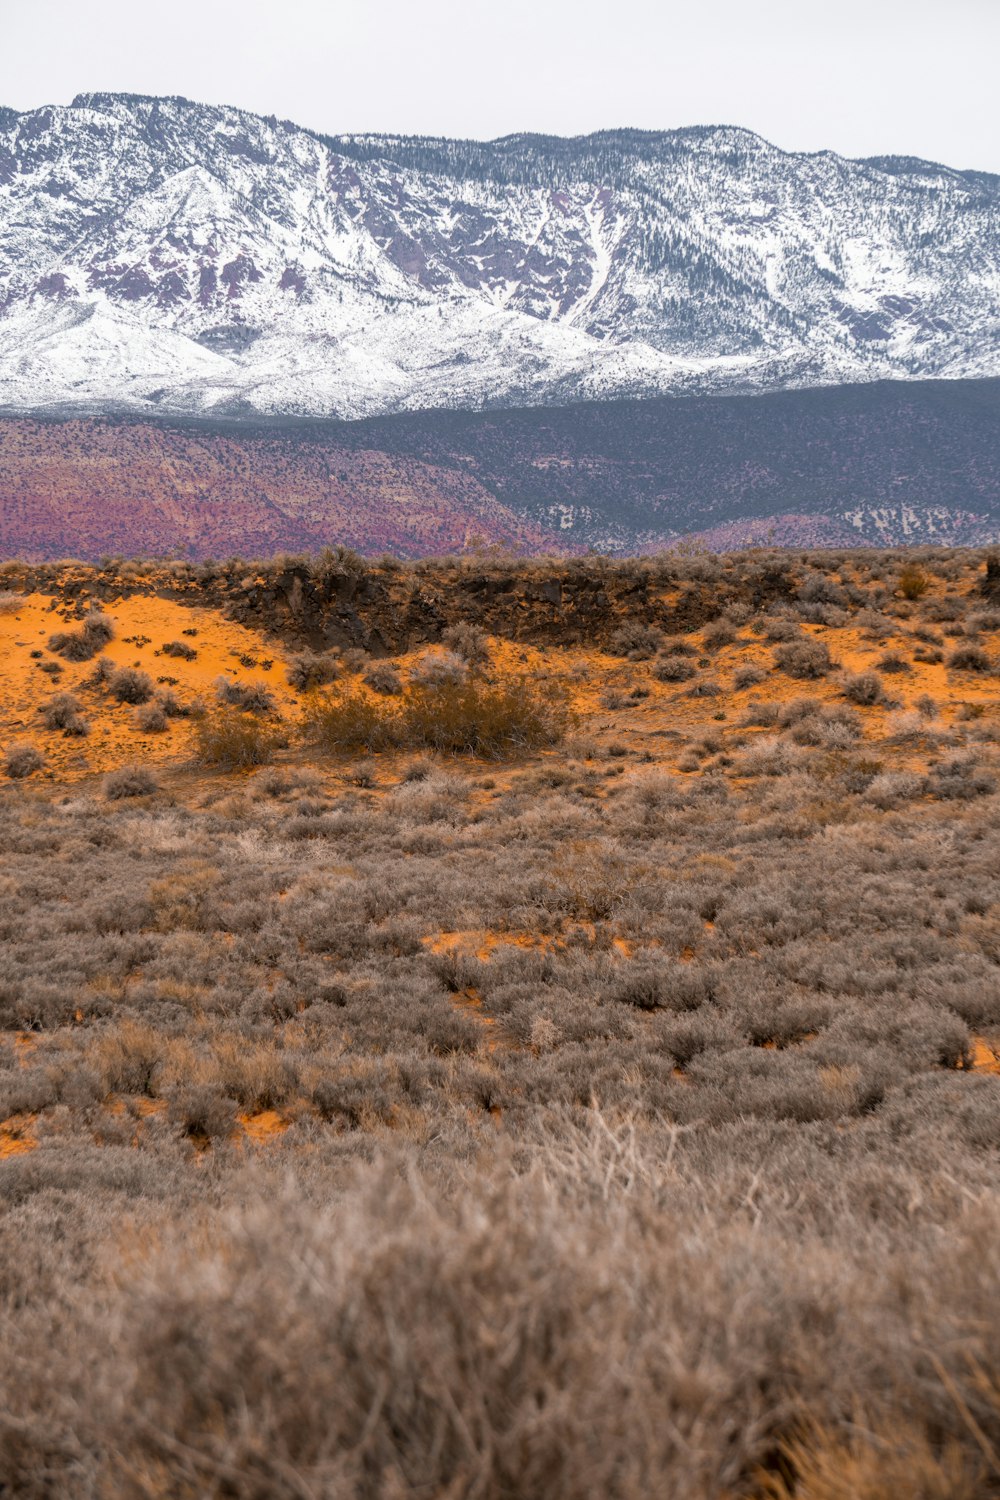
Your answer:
0;93;998;418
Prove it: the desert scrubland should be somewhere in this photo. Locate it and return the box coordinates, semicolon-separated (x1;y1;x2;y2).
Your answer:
2;546;1000;1498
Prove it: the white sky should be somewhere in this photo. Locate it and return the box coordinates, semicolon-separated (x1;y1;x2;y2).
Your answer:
2;0;999;170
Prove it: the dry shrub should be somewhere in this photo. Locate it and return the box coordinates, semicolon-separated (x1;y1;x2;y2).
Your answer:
135;702;168;733
307;677;568;758
733;663;767;690
363;662;403;695
842;671;888;706
3;743;44;778
949;645;993;674
702;619;737;651
736;736;805;777
876;651;910;674
609;622;663;659
167;1085;238;1143
660;636;698;657
442;621;490;666
865;770;925;808
157;689;191;719
40;691;89;736
403;677;570;757
47;611;115;661
0;590;24;615
286;650;340;691
898;562;931;601
108;666;154;704
409;649;468;688
212;1038;296;1110
194;708;283;769
303;687;397;752
761;615;802;642
215;677;276;714
929;754;997;801
160;640;197;661
87;1020;166;1095
774;639;833;678
653;654;697;683
104;765;160;800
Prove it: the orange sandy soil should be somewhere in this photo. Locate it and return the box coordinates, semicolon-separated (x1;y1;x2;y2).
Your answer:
0;590;301;777
0;1111;37;1158
1;581;996;783
3;576;1000;1145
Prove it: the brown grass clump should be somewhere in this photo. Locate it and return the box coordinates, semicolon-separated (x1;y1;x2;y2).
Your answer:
403;676;570;756
306;675;569;758
759;1421;986;1500
194;708;284;768
898;561;931;600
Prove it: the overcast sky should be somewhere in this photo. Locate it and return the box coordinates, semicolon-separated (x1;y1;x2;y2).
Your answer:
2;0;998;170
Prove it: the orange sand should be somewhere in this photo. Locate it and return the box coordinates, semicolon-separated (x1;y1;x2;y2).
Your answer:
238;1109;292;1144
0;1113;37;1158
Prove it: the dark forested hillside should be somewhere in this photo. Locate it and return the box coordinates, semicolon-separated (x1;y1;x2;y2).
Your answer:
1;378;998;559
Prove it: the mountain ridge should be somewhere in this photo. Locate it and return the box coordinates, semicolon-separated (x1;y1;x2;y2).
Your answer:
0;92;998;421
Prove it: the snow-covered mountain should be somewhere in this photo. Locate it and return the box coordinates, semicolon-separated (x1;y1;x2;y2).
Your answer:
0;92;998;419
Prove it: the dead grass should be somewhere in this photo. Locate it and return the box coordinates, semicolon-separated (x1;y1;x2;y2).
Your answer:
2;549;1000;1497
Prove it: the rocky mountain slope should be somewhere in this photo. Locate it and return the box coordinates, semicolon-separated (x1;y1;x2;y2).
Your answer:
1;93;998;419
2;378;998;560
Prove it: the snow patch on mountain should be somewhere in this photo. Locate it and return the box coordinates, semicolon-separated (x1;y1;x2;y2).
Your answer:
0;95;998;418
